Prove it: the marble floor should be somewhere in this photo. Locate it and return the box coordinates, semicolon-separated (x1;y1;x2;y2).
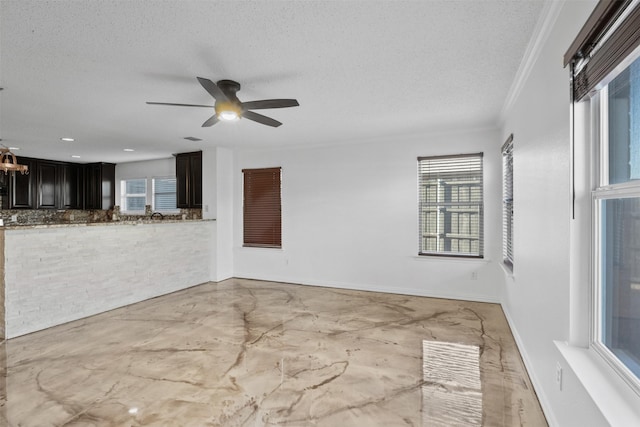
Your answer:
0;279;547;426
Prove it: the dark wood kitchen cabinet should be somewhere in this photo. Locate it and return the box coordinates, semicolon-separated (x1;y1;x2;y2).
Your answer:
39;161;84;209
10;157;37;209
176;151;202;208
0;172;9;210
60;163;84;209
37;160;61;209
13;159;84;209
84;162;115;210
9;158;112;210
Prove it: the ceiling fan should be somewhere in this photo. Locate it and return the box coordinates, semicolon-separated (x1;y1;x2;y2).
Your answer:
147;77;299;128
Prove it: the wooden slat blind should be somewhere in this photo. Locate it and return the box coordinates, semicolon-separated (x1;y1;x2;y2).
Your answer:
502;135;514;269
243;167;282;248
565;0;640;101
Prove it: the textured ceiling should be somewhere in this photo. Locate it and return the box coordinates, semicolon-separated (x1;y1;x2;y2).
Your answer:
0;0;545;164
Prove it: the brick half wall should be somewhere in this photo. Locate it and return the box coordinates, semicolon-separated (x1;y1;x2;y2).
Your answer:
3;221;216;338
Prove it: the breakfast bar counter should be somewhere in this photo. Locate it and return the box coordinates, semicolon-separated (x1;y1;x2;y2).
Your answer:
0;219;216;339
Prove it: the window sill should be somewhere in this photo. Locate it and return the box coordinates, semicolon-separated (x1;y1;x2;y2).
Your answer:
238;246;284;251
120;210;180;215
412;255;490;263
500;262;515;279
555;341;640;426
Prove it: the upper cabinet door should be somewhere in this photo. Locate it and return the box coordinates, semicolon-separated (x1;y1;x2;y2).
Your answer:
84;163;115;210
60;163;83;209
10;158;37;209
190;153;202;208
84;163;101;209
176;154;190;208
100;163;115;210
37;161;59;209
175;151;202;209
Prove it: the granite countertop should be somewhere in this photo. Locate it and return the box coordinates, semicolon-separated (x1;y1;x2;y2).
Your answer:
1;218;215;230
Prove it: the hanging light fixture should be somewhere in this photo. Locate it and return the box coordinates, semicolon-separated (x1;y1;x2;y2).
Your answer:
0;146;29;175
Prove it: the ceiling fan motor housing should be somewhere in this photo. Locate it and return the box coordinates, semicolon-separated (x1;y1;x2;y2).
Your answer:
217;80;241;101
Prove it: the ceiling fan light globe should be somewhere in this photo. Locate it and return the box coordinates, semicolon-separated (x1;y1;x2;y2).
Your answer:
215;101;241;121
219;110;239;121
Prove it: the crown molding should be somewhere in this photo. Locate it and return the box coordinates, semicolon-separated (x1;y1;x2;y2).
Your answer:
498;0;566;125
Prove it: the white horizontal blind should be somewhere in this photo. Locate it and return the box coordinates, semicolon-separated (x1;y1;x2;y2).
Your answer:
122;179;146;212
418;153;484;258
502;135;514;269
153;177;177;211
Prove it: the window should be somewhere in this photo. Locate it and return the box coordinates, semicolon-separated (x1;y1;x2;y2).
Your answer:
593;54;640;391
566;0;640;394
418;153;483;258
121;178;146;212
502;135;514;270
152;177;177;212
243;167;282;248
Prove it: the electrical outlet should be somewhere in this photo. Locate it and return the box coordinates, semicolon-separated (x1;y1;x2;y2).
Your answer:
556;362;563;390
11;214;17;222
471;271;478;280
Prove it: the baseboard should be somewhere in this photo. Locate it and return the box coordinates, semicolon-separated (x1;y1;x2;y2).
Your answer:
501;304;558;427
213;272;234;282
232;272;500;304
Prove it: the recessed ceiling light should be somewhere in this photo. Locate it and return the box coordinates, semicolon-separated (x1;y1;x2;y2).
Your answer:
71;155;81;159
123;148;135;152
60;137;75;142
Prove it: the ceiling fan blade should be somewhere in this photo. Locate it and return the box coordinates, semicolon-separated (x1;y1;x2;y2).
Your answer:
242;110;282;127
241;99;299;110
146;102;213;108
197;77;228;101
202;114;219;127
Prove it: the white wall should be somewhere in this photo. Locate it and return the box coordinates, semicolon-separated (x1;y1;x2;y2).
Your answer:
115;157;175;208
4;221;215;338
215;147;234;281
202;148;217;220
232;129;503;302
201;146;234;281
202;147;218;283
499;1;610;425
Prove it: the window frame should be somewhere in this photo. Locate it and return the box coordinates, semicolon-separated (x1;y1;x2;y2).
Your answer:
417;153;484;259
152;176;178;213
120;178;147;214
591;58;640;396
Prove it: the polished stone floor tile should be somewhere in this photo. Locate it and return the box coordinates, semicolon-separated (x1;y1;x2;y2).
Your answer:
0;279;547;426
